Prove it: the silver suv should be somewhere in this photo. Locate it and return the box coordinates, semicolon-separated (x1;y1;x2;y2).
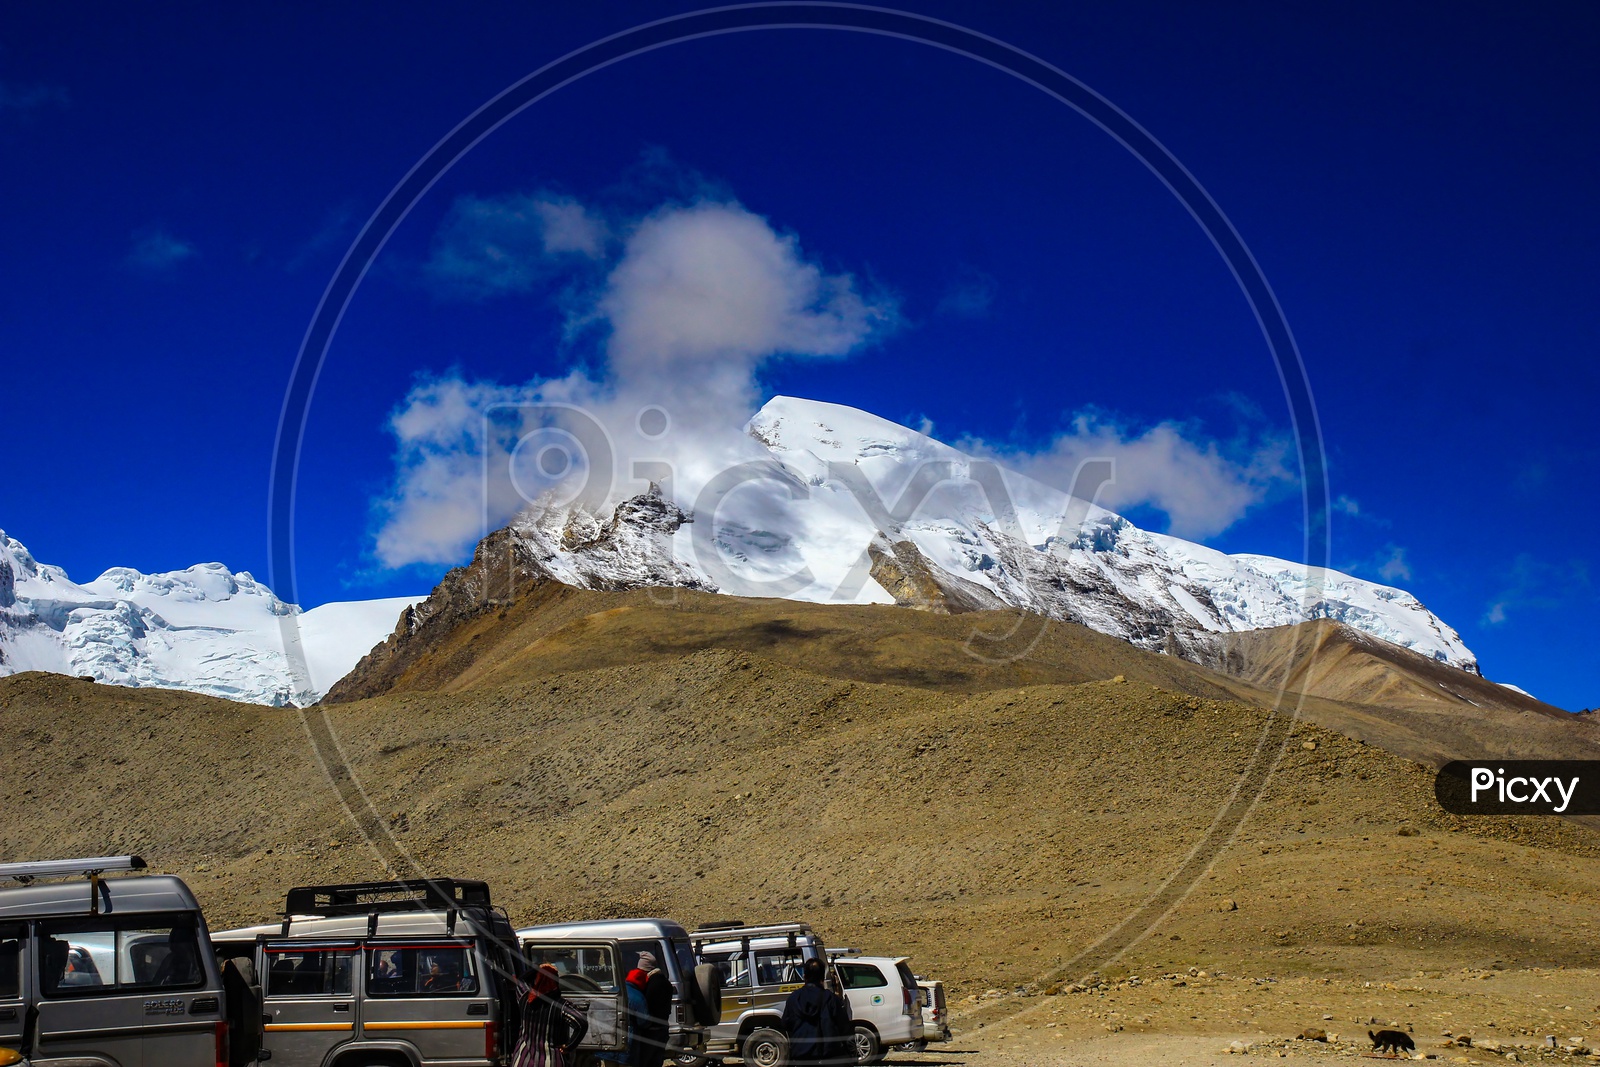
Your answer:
683;922;837;1067
0;855;252;1067
515;918;718;1065
211;878;522;1067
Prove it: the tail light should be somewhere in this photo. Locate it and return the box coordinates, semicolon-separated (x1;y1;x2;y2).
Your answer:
903;985;913;1015
215;1019;229;1067
485;1019;498;1061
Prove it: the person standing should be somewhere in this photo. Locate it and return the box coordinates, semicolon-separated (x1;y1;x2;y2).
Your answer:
781;957;853;1067
513;962;589;1067
625;950;675;1067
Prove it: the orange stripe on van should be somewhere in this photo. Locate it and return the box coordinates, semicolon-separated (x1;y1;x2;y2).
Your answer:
263;1022;354;1032
363;1021;487;1031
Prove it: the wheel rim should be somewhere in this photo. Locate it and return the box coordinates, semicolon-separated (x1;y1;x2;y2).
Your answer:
855;1030;873;1061
752;1038;782;1067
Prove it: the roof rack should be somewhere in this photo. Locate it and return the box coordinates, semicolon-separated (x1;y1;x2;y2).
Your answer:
690;921;820;955
0;856;150;917
0;855;146;885
690;922;814;942
283;879;492;919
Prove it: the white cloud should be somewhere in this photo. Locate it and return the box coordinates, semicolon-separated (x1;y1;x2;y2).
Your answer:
1376;545;1411;582
1481;554;1590;627
598;202;889;373
126;229;197;272
534;197;608;258
423;192;608;298
965;411;1292;540
374;197;896;568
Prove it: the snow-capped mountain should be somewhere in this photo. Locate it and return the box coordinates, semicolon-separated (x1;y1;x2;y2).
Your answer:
0;531;420;705
504;395;1477;672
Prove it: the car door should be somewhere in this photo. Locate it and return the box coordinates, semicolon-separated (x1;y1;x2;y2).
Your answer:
519;939;625;1054
0;924;23;1055
260;940;358;1065
749;946;804;1019
836;961;890;1033
360;940;491;1064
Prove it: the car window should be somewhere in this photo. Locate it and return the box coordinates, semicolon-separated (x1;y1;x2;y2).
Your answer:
0;925;21;998
701;950;750;989
754;948;805;987
672;939;697;985
366;944;477;996
521;944;617;992
39;918;204;996
265;946;355;997
895;963;917;990
837;963;887;990
618;940;667;978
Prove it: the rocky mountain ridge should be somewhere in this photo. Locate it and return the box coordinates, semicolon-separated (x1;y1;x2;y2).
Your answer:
393;396;1478;681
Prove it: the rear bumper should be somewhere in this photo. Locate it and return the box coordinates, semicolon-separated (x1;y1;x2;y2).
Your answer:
670;1025;707;1053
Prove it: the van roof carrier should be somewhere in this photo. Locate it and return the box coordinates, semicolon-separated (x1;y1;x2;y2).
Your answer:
690;921;816;953
283;878;491;919
0;855;147;885
690;921;812;940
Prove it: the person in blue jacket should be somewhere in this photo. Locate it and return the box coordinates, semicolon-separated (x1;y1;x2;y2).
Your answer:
780;957;853;1067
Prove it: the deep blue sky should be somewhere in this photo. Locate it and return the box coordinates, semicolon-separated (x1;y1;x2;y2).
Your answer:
1;3;1594;708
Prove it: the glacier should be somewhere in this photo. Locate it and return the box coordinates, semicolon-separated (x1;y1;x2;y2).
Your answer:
504;395;1477;672
0;531;420;705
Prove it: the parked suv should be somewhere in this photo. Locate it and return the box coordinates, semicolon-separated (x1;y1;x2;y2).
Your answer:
515;918;717;1066
210;878;522;1067
0;854;253;1067
829;952;924;1064
914;977;951;1045
683;921;836;1067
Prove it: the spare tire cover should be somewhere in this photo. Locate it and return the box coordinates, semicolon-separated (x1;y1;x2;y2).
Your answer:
692;962;723;1026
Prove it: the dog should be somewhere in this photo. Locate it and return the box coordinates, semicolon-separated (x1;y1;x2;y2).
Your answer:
1370;1029;1416;1056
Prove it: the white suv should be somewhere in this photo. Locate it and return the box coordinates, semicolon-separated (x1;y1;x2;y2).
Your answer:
830;954;924;1064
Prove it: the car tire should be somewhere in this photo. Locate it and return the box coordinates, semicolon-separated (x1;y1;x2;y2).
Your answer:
692;962;724;1025
853;1024;882;1065
743;1026;788;1067
673;1054;709;1067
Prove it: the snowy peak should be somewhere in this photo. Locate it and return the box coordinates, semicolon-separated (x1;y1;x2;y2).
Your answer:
0;529;419;705
508;395;1478;674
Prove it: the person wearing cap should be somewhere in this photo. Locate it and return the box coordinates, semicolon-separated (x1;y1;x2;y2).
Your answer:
625;950;675;1067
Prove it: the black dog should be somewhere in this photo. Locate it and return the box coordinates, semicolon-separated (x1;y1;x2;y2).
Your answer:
1370;1030;1416;1056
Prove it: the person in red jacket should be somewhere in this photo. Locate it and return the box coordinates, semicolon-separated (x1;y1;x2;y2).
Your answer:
625;950;675;1067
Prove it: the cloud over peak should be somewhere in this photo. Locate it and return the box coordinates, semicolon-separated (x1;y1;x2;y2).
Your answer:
964;409;1293;541
375;194;897;568
599;201;893;374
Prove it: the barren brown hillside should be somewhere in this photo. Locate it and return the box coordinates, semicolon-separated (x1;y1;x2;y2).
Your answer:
8;575;1600;1064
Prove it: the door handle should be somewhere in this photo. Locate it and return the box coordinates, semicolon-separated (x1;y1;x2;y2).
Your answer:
333;1003;351;1013
0;1007;14;1021
735;998;750;1006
